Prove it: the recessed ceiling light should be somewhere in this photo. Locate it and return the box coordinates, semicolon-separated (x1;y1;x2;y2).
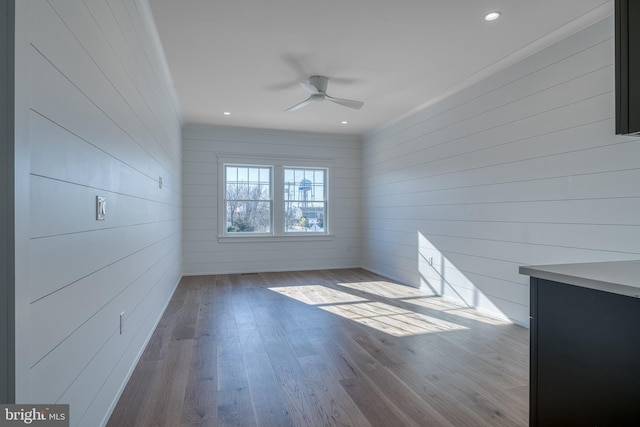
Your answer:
223;111;231;115
485;11;501;21
341;121;349;125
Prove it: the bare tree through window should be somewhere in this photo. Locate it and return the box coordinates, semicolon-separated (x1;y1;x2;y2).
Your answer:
225;166;272;233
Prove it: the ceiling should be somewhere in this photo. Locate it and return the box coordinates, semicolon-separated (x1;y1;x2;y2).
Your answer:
148;0;611;136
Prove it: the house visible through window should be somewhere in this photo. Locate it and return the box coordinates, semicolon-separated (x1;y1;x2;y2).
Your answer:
221;158;330;238
284;168;326;233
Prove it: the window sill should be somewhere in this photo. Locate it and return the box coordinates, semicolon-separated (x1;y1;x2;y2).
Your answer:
217;234;334;243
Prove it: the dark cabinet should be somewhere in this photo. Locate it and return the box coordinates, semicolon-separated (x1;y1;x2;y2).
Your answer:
530;277;640;426
616;0;640;135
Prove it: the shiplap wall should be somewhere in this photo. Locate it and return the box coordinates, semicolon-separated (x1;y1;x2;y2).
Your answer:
362;17;640;326
183;124;361;275
15;1;182;425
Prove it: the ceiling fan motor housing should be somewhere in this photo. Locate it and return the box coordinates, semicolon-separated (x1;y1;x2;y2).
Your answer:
309;75;329;93
285;75;363;111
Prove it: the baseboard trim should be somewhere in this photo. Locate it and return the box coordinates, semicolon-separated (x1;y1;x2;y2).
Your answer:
181;265;362;277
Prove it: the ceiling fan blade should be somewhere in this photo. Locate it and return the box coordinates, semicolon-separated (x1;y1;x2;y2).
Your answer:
325;95;364;109
300;82;320;95
285;96;314;112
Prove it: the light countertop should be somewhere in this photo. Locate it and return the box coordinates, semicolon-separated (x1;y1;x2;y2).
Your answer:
519;260;640;299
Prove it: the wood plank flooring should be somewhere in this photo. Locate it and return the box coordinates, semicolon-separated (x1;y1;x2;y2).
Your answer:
107;269;529;427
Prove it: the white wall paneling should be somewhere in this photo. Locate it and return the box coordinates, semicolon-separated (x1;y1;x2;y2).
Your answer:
14;0;182;425
182;124;362;275
362;16;640;326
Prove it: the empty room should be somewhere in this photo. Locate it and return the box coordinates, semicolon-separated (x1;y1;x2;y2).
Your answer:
3;0;640;426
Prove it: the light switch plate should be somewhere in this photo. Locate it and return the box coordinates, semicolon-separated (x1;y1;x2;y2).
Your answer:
96;196;106;221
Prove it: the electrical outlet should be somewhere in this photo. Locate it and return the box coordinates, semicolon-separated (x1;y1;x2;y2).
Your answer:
120;312;125;335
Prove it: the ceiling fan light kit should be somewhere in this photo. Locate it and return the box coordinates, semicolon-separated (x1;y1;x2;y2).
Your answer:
286;75;364;112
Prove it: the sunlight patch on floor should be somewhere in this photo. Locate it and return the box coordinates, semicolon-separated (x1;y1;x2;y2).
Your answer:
269;284;368;305
268;284;468;337
336;280;426;299
404;297;511;326
320;301;468;336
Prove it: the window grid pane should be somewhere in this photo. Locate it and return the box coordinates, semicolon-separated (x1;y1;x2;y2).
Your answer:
284;168;326;233
225;165;272;233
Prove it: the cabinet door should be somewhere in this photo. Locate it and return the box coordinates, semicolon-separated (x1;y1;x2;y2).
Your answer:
532;278;640;426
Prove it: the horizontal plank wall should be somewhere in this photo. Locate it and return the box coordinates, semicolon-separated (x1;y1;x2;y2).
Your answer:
361;16;640;326
14;0;182;425
182;124;361;275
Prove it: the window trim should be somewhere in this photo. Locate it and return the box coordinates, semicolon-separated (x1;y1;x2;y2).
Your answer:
222;163;273;236
283;166;328;235
217;154;334;241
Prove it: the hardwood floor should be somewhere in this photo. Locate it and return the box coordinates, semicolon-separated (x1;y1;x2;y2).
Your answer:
107;269;529;427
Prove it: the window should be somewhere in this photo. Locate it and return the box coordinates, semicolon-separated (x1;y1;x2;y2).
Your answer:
224;165;272;234
219;156;331;239
284;168;326;233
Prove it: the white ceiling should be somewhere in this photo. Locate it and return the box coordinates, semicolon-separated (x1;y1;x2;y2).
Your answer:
148;0;611;136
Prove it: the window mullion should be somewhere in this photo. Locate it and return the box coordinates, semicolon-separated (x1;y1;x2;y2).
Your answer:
273;166;284;235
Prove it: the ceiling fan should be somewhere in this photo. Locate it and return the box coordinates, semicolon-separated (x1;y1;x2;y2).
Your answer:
285;75;364;112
